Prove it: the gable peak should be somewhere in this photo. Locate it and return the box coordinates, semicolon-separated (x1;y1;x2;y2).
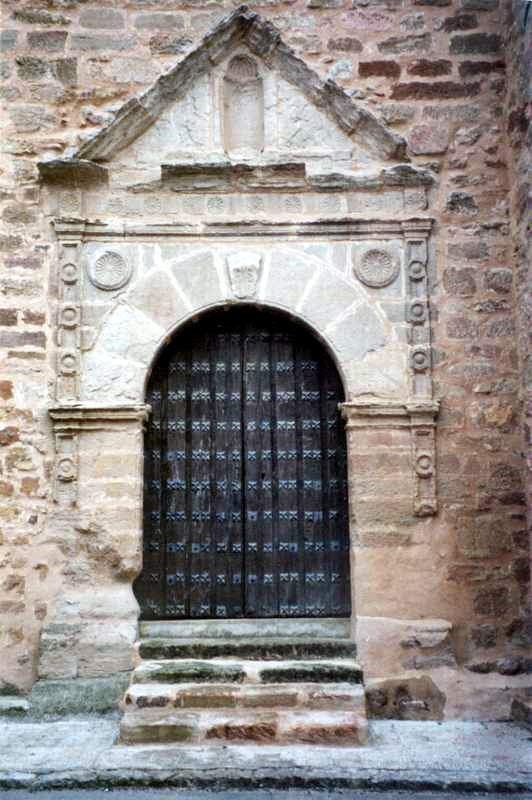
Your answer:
75;5;406;164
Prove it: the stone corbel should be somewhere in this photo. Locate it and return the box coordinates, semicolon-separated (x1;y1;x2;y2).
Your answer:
49;404;151;507
38;158;108;187
340;398;439;517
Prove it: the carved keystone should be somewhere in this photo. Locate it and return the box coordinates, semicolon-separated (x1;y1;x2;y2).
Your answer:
226;251;263;299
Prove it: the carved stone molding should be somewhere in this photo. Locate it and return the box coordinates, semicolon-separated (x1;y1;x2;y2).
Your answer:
49;404;150;506
340;398;439;517
158;162;434;194
56;242;81;403
403;223;432;400
53;217;434;241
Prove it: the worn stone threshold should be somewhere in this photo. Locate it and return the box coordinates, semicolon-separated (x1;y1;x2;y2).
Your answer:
140;617;351;640
1;719;531;792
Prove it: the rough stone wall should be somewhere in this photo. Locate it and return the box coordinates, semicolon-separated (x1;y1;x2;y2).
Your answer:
0;0;530;716
502;0;531;644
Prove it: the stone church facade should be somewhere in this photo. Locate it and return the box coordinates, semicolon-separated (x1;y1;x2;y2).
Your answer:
0;0;530;733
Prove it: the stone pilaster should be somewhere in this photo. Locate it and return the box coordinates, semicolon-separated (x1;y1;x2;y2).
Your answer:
32;404;150;715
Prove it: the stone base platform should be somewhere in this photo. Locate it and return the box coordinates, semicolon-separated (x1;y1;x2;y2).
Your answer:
1;719;531;792
119;631;366;746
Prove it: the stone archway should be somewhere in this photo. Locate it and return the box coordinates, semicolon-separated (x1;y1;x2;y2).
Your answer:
135;304;351;622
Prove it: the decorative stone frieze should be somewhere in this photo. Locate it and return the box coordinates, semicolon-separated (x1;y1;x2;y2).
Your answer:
340;398;439;517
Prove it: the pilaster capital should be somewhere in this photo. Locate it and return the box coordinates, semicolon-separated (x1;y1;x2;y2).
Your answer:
49;404;151;432
339;397;439;429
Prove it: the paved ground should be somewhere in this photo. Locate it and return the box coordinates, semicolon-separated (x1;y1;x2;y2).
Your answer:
1;792;532;800
0;718;531;793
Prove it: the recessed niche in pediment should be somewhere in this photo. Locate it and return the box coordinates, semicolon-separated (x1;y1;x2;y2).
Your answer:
223;55;264;157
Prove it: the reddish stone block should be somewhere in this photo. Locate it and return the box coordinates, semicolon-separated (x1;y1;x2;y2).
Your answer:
22;310;45;325
443;267;477;296
450;32;502;53
0;427;19;447
0;381;13;400
407;58;453;76
21;477;39;496
474;586;510;616
328;37;363;52
0;332;46;348
459;59;505;77
206;720;278;742
0;310;17;327
446;315;478;339
359;60;400;78
443;13;478;32
409;123;450;154
392;81;480;100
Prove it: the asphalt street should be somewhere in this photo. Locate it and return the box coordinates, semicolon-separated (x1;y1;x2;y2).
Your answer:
1;790;531;799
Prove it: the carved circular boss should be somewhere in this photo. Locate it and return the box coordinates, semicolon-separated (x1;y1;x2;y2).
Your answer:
353;248;400;289
88;250;131;291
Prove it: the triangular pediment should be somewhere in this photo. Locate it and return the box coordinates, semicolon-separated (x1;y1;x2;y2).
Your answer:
74;5;406;170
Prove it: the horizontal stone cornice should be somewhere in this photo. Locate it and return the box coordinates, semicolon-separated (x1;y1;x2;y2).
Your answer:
52;216;434;241
38;159;108;186
340;398;439;429
49;404;151;431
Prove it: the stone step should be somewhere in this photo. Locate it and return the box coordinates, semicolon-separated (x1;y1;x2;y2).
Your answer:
138;637;357;661
120;707;367;746
140;618;350;640
123;681;365;712
0;696;29;718
132;659;363;686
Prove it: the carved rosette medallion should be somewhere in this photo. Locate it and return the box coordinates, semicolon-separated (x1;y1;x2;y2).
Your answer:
354;248;399;288
411;347;430;373
88;250;131;291
226;252;262;299
415;451;434;478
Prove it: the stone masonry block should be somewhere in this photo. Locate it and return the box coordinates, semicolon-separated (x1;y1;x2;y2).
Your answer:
27;31;67;52
128;269;188;333
171;251;222;311
300;269;359;331
79;10;125;29
450;33;502;53
263;250;316;313
30;675;130;716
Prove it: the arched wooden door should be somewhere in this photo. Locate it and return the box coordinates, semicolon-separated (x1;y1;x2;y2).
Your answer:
135;307;351;620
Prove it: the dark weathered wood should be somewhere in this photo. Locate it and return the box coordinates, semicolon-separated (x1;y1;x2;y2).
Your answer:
135;307;350;620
